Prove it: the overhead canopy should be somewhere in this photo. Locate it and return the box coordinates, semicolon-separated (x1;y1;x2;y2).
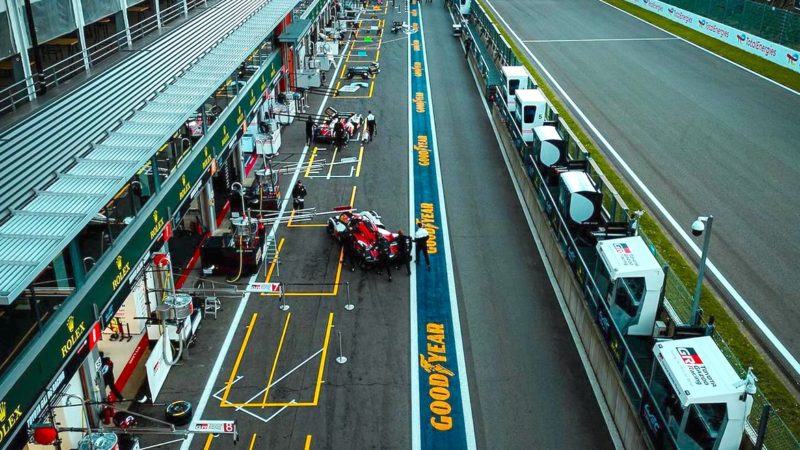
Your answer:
596;236;663;288
653;336;744;407
278;19;312;44
0;0;299;305
560;171;597;195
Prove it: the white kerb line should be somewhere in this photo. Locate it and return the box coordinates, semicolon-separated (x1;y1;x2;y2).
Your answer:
180;35;356;450
461;32;623;448
523;37;678;43
407;4;420;449
483;0;800;377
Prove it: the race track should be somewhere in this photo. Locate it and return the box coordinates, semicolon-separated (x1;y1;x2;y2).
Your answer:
485;0;800;375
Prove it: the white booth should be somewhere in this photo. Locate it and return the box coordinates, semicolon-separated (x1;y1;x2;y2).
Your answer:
650;337;755;449
532;125;565;170
513;89;550;143
501;66;533;112
558;171;602;228
596;236;664;336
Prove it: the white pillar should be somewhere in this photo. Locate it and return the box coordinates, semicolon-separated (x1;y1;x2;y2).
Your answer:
118;0;133;48
6;0;36;100
69;0;91;71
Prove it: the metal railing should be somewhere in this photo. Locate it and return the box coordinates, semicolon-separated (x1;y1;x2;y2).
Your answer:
472;0;800;446
0;1;208;116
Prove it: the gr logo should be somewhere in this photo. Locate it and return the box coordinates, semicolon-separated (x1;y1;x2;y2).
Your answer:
677;347;703;365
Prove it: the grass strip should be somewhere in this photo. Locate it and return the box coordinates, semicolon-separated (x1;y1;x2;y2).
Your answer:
474;0;800;434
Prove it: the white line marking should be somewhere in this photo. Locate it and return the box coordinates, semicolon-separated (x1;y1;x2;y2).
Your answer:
407;4;421;449
523;37;678;43
180;37;354;450
597;0;800;97
484;0;800;377
461;36;622;448
416;4;477;449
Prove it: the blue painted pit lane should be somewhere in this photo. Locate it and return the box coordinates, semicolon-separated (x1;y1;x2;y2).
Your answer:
407;2;476;449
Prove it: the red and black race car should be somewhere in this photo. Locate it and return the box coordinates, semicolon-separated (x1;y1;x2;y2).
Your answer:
313;107;363;144
327;210;408;269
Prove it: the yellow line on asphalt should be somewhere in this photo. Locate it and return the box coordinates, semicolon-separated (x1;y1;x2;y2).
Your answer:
304;435;312;450
313;313;334;404
368;81;375;97
248;433;257;450
332;247;344;296
349;185;357;207
220;313;258;405
356;146;364;177
203;434;214;450
264;238;285;281
262;312;291;408
304;147;318;177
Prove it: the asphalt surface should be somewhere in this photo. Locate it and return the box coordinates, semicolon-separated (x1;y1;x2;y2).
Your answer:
485;0;800;371
421;3;614;448
135;4;614;449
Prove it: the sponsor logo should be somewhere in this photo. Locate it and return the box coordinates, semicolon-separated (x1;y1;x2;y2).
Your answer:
111;255;132;291
0;401;24;443
236;106;245;125
677;347;703;365
613;243;632;254
149;209;166;240
414;135;430;167
788;53;799;65
739;35;777;57
672;9;693;24
419;203;438;254
178;174;191;202
201;146;214;170
420;323;454;431
221;125;230;147
697;20;730;39
642;0;664;13
60;315;87;359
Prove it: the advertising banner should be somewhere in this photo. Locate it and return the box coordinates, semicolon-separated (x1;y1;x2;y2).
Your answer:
628;0;800;74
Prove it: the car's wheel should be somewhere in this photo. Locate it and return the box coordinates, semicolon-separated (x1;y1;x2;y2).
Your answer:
361;73;369;80
347;72;354;79
165;400;193;426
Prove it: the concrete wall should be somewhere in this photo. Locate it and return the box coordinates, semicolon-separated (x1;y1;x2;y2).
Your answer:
490;105;650;450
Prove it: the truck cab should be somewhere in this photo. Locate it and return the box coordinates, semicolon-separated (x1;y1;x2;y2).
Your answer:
513;89;552;143
595;236;664;336
501;66;533;112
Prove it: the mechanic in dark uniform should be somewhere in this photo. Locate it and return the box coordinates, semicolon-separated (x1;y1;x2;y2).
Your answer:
291;180;307;210
375;235;392;282
395;229;413;276
341;229;359;272
305;116;315;145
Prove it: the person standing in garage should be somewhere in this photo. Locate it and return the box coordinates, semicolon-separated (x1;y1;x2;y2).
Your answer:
99;352;125;401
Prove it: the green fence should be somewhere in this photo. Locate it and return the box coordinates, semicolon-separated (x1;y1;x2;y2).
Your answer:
666;0;800;49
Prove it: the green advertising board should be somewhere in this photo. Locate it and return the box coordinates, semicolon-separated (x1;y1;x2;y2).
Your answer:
0;50;282;448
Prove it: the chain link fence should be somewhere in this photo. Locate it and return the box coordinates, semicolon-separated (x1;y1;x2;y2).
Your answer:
665;0;800;49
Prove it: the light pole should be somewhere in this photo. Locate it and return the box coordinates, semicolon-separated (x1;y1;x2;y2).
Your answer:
690;215;713;326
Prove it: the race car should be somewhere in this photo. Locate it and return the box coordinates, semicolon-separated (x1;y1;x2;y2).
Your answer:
327;210;408;269
313;107;363;144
